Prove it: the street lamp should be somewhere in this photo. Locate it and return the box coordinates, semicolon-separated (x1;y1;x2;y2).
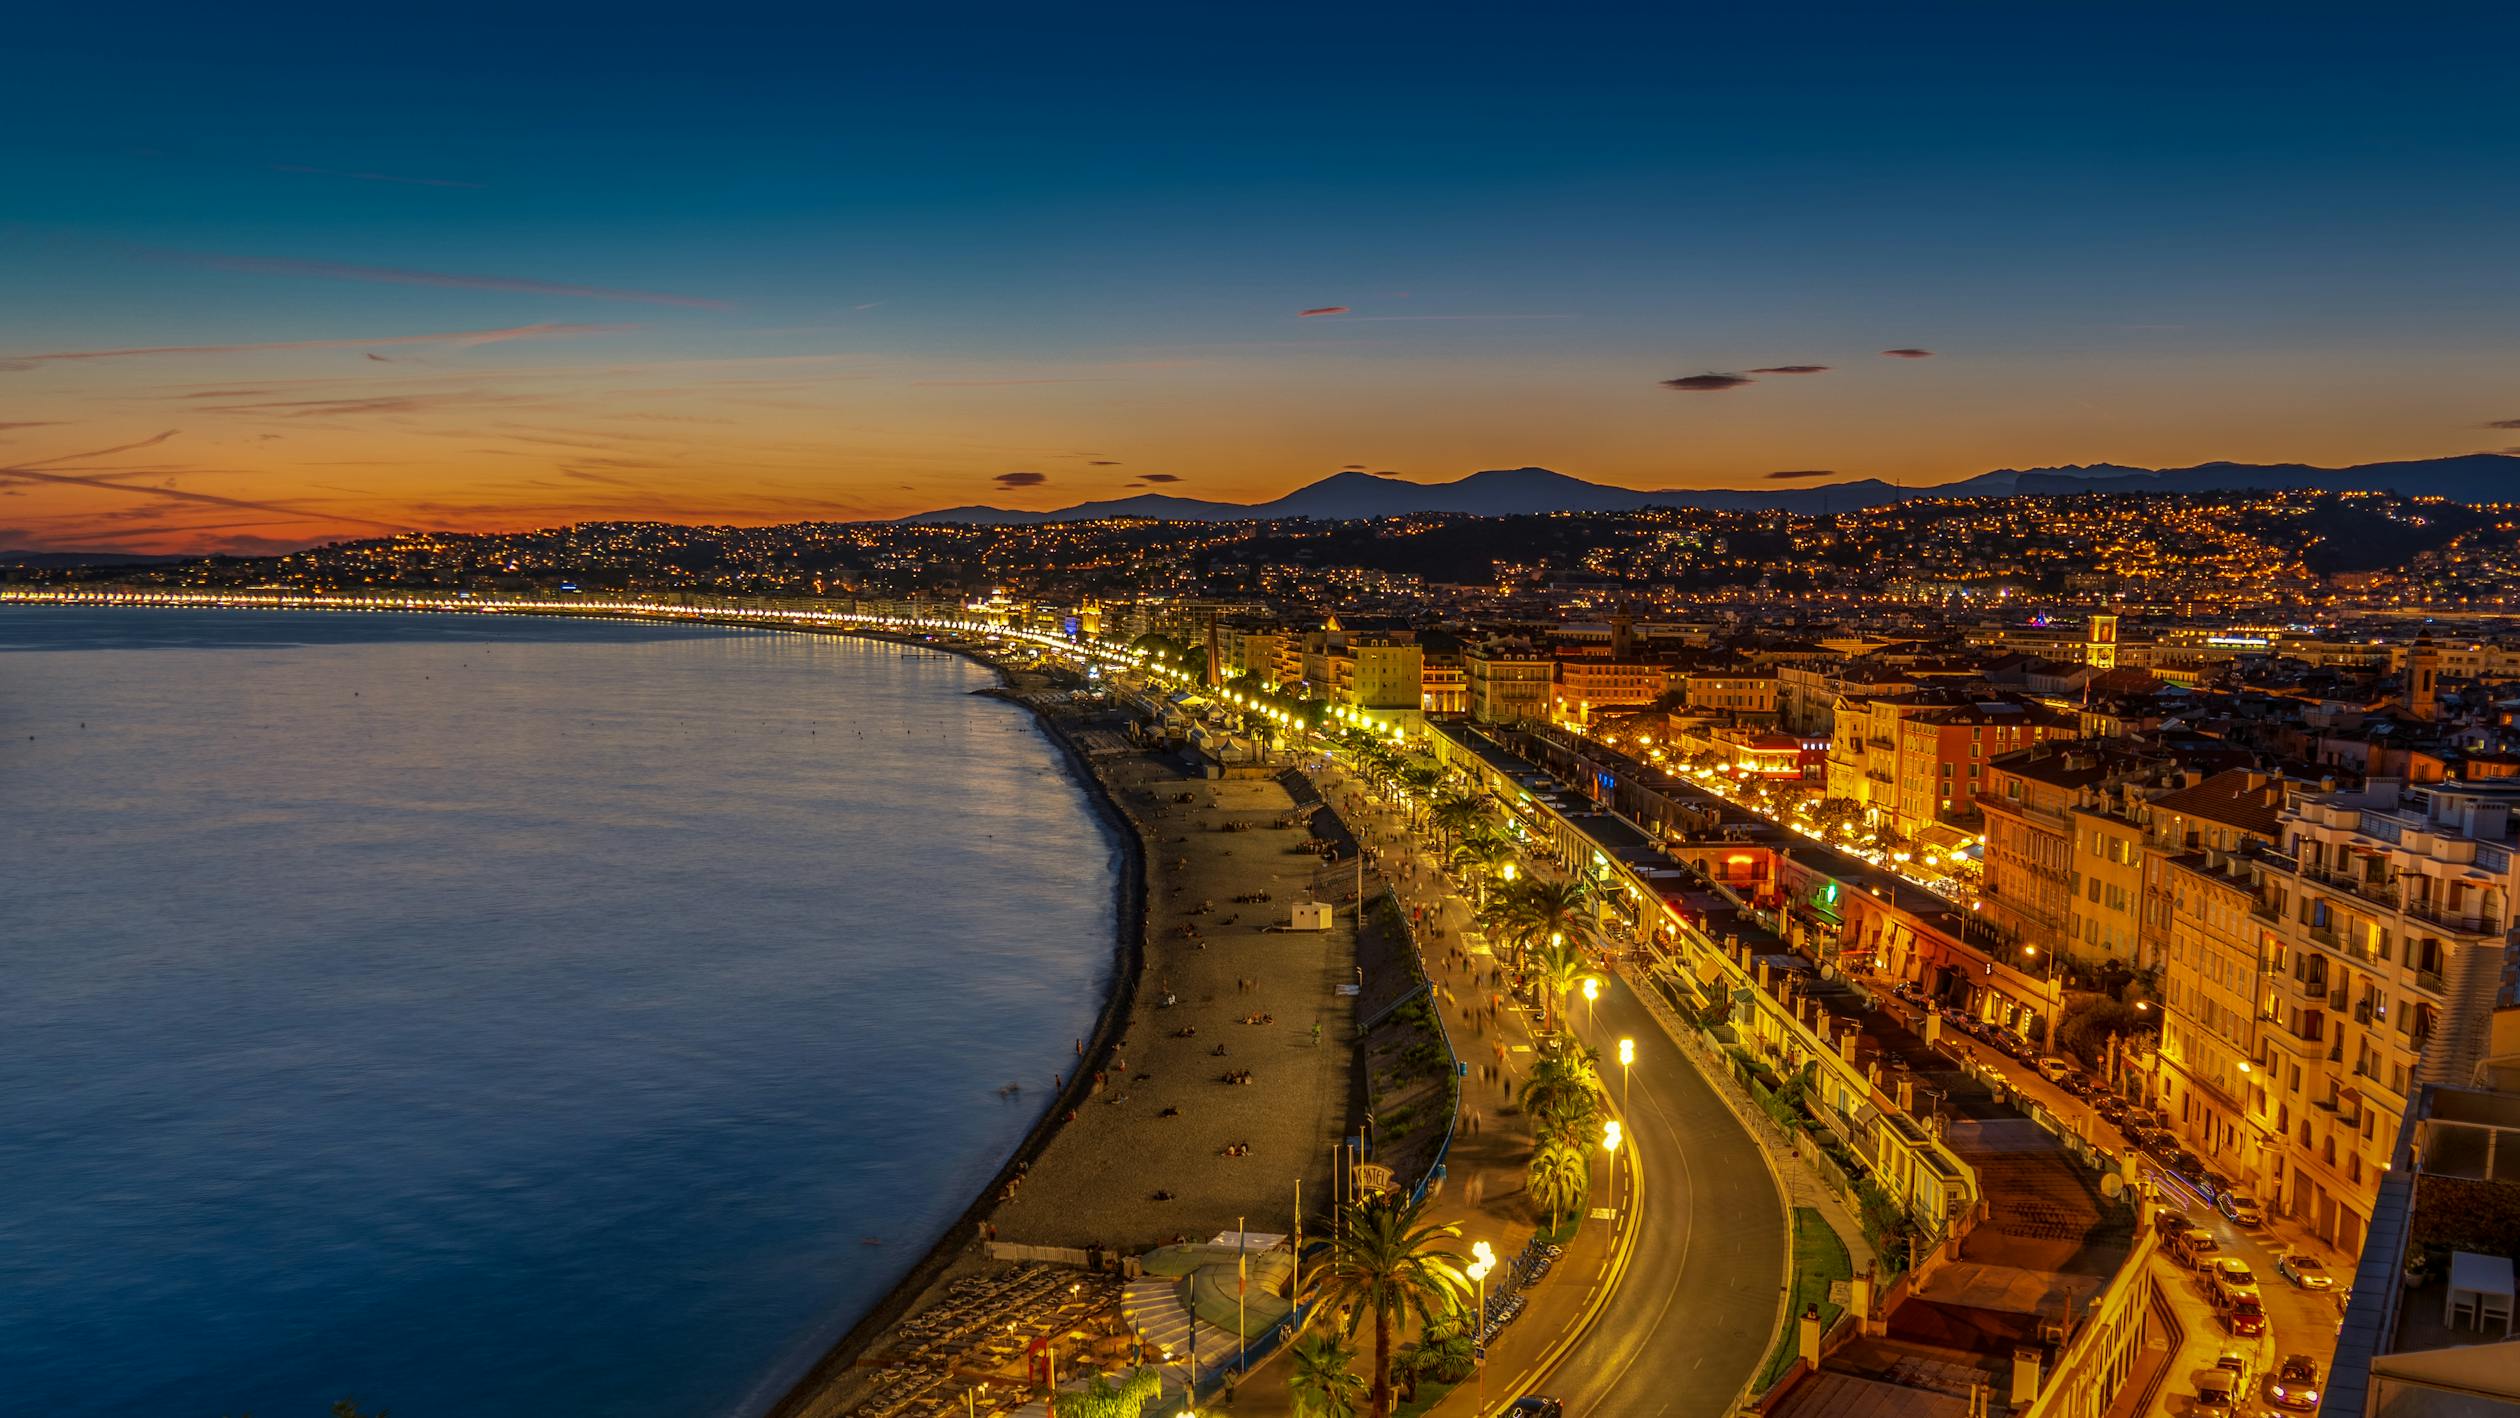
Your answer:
1466;1240;1496;1416
1618;1036;1635;1117
1583;975;1600;1033
1602;1119;1623;1210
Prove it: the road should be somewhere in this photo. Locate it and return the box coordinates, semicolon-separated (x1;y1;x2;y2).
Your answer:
1542;974;1790;1418
1340;769;1789;1417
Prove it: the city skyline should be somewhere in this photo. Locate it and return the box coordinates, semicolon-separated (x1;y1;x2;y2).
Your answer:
10;2;2520;553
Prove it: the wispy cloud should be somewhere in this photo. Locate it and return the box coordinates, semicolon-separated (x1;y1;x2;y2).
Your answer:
190;254;729;309
912;377;1092;387
1340;314;1571;323
1661;372;1753;392
2485;417;2520;430
1750;365;1830;375
198;391;537;419
271;163;483;190
1298;306;1350;317
1880;348;1935;359
994;470;1047;488
1;323;632;370
1765;468;1837;480
1;434;408;533
1089;459;1122;466
0;420;63;431
1137;473;1182;483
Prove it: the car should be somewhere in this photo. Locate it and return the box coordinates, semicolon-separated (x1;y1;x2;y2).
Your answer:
2226;1294;2268;1337
2036;1055;2073;1082
2269;1353;2323;1410
2208;1257;2261;1306
2172;1225;2221;1268
2219;1191;2265;1227
2169;1149;2207;1178
1508;1399;1564;1418
2196;1355;2249;1412
2196;1169;2233;1205
2278;1253;2337;1290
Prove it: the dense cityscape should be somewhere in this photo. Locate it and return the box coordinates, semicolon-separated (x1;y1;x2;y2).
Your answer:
14;476;2520;1418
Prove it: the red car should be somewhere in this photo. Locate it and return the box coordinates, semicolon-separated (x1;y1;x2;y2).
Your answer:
2226;1295;2268;1337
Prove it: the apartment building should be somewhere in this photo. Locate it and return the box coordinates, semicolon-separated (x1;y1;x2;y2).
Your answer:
2240;779;2520;1252
1890;698;2080;838
1463;641;1554;725
1549;657;1667;724
1682;670;1779;719
1979;744;2161;965
1420;653;1466;716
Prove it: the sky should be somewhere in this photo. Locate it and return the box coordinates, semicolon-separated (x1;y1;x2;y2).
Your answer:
6;1;2520;553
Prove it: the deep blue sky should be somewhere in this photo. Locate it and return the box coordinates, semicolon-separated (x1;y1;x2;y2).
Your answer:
6;2;2518;549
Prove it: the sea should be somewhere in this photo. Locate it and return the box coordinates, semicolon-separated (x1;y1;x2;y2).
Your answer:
0;606;1120;1418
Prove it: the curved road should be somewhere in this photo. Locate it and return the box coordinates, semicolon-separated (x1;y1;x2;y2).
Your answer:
1546;975;1789;1417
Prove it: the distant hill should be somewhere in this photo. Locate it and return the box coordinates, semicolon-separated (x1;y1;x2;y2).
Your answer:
0;548;186;568
897;453;2520;524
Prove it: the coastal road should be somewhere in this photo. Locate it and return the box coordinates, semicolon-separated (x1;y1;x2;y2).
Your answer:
1328;754;1788;1417
1538;975;1789;1417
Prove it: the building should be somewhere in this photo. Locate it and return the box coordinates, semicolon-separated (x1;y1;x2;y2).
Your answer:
1550;656;1667;725
1890;697;2081;839
2241;778;2520;1251
1978;744;2160;965
1464;641;1554;725
1683;670;1779;719
1420;652;1466;716
2324;1022;2520;1418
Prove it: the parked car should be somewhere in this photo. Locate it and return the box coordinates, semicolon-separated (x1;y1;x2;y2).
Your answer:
2169;1149;2206;1178
2171;1225;2222;1268
2278;1253;2337;1290
2195;1353;2250;1412
2269;1353;2323;1410
2156;1211;2190;1243
2208;1257;2261;1308
2036;1055;2073;1083
1509;1399;1564;1418
2219;1191;2265;1227
2195;1169;2233;1205
2226;1294;2269;1337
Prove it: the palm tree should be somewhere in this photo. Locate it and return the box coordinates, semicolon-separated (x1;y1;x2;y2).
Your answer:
1447;833;1513;909
1526;1137;1590;1230
1429;793;1483;848
1287;1333;1369;1418
1519;1041;1604;1148
1492;876;1595;966
1324;1190;1471;1418
1528;932;1594;1034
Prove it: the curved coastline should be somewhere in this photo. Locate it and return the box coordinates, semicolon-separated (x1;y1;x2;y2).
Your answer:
751;632;1148;1418
7;599;1147;1418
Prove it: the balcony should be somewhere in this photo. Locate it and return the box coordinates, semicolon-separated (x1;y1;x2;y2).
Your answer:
2414;966;2446;995
2251;898;2283;925
2404;897;2503;936
2304;862;2401;909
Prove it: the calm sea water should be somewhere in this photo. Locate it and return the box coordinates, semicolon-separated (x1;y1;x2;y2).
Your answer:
0;607;1118;1418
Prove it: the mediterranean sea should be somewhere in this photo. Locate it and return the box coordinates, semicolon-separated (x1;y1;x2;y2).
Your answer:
0;606;1118;1418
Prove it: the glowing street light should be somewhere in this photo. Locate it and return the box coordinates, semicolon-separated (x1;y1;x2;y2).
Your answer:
1583;975;1600;1032
1602;1119;1624;1210
1466;1240;1496;1413
1618;1036;1635;1116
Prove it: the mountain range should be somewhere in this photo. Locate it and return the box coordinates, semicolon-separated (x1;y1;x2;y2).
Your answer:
899;453;2520;525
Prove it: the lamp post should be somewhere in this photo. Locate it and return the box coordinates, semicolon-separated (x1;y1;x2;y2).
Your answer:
1618;1036;1635;1119
1602;1119;1623;1211
1467;1240;1496;1418
1583;975;1601;1035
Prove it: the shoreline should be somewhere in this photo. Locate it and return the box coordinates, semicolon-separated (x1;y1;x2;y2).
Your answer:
11;599;1303;1417
754;635;1151;1418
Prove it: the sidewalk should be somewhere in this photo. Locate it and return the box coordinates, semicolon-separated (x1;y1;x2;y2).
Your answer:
1309;766;1632;1418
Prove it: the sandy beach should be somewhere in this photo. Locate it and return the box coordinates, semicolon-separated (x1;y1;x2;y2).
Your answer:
766;658;1363;1418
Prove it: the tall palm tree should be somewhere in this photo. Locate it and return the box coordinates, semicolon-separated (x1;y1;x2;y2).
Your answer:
1324;1191;1471;1418
1493;876;1595;966
1428;793;1483;848
1526;1137;1590;1230
1528;932;1594;1034
1447;833;1513;909
1287;1332;1368;1418
1519;1041;1604;1148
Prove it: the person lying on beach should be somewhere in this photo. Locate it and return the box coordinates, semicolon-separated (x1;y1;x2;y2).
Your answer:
1173;1026;1197;1038
1212;1043;1228;1056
